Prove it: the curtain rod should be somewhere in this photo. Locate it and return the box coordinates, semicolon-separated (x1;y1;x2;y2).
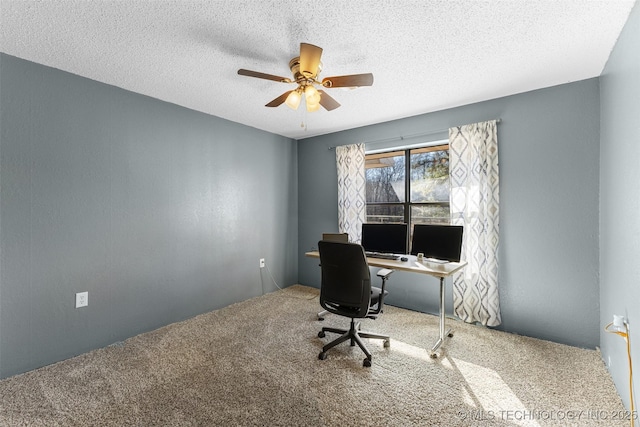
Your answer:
328;118;501;150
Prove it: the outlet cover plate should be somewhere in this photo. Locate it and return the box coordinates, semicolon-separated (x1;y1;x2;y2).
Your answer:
76;291;88;308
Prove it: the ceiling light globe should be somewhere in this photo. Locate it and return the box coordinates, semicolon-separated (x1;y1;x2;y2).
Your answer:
285;90;301;110
306;100;320;112
305;85;321;104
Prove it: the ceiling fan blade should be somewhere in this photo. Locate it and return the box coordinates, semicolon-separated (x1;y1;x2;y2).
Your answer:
318;90;341;111
238;69;292;83
265;91;293;107
299;43;323;78
322;73;374;88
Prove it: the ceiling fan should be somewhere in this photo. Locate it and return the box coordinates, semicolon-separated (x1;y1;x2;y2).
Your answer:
237;43;373;112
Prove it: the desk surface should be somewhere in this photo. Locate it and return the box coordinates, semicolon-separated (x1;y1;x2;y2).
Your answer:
305;251;467;278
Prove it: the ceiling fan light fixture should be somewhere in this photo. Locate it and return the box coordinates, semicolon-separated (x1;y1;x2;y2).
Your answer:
304;85;321;112
285;89;302;110
306;100;321;112
304;85;321;105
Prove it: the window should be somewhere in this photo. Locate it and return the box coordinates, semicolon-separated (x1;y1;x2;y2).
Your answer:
365;143;450;245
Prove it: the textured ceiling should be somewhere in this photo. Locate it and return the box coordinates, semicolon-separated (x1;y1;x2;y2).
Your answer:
0;0;636;139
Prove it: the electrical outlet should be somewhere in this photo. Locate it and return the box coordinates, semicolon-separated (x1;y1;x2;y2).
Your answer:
259;258;265;268
75;291;88;308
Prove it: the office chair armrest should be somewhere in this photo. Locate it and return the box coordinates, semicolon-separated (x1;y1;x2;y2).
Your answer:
367;268;394;318
376;268;394;279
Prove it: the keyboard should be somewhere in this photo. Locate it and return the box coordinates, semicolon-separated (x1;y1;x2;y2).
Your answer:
365;251;400;260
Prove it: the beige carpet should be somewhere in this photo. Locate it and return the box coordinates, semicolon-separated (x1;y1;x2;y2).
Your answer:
0;285;627;426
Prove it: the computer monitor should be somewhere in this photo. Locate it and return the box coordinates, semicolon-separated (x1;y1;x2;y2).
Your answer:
322;233;349;243
410;224;464;262
361;223;408;254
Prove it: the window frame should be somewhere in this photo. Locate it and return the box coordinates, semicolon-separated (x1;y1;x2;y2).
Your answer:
365;142;450;227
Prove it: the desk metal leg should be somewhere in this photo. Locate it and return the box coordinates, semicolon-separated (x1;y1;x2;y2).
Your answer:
430;277;452;358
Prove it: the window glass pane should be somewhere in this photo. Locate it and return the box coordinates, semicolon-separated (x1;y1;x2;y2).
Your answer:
410;148;449;203
365;153;405;203
366;205;404;224
410;205;450;226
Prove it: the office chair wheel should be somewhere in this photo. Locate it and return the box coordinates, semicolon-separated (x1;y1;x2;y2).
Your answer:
318;331;326;338
318;352;327;360
318;317;325;321
383;338;391;348
363;358;372;368
430;352;438;359
448;332;454;338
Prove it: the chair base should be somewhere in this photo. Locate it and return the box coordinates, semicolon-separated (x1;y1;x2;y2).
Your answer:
318;318;390;367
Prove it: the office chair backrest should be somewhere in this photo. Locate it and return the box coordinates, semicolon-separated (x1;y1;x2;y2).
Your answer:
318;240;371;318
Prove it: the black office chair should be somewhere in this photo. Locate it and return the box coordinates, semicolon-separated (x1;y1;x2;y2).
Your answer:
317;240;393;367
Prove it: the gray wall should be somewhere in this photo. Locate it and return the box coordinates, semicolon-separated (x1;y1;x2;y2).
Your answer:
299;79;601;349
0;53;298;379
600;1;640;410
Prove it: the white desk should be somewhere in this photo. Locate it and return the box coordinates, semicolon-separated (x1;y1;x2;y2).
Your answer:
305;251;467;357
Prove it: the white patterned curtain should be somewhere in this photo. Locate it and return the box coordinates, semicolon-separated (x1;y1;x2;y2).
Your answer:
336;143;366;243
449;120;501;326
